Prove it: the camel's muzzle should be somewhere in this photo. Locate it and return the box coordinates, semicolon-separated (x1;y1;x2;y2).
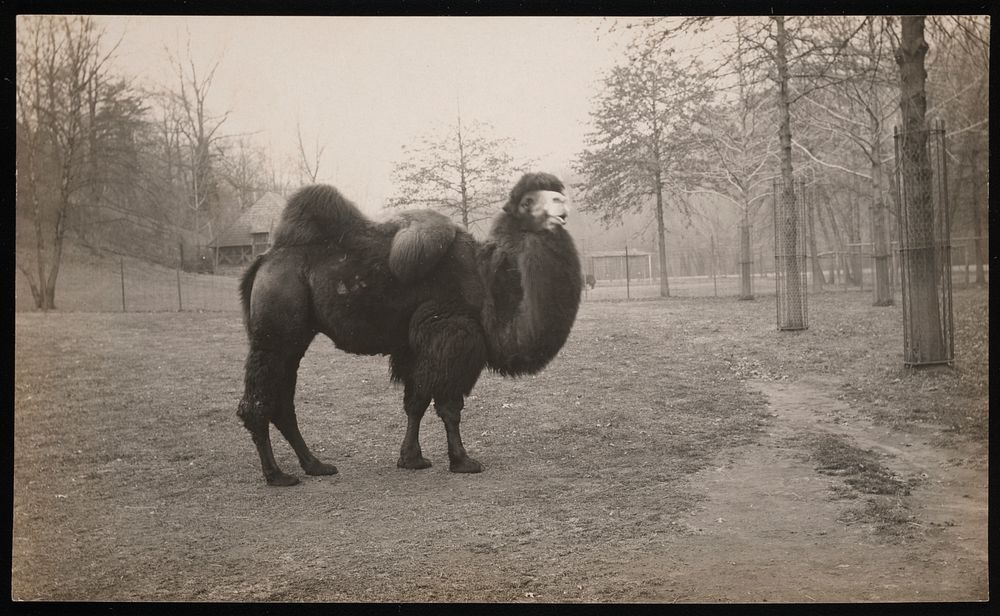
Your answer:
539;191;569;230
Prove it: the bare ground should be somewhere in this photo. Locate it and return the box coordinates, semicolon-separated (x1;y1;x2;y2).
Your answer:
11;288;988;602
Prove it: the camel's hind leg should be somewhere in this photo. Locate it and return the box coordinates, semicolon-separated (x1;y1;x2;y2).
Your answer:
238;348;301;486
272;351;339;477
238;258;333;486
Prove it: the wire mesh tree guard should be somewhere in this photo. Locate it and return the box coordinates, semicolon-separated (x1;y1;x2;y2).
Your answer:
772;177;808;330
893;119;954;367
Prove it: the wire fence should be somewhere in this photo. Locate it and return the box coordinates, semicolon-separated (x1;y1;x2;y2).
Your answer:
14;232;988;313
15;242;241;313
581;243;986;303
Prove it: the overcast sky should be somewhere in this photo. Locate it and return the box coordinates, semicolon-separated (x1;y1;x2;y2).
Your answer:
95;15;647;214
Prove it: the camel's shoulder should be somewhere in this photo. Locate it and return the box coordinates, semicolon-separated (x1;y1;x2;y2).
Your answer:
387;209;460;283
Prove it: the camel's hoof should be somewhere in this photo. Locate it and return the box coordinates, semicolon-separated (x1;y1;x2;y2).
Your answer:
266;472;301;487
449;457;483;473
303;460;339;476
397;456;433;470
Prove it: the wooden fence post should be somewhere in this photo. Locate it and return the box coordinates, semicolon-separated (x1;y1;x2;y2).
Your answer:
964;243;970;288
841;252;848;291
711;234;718;297
120;256;126;312
177;243;184;311
624;244;631;301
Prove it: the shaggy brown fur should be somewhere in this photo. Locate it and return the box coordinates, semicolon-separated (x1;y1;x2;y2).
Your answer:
237;172;581;486
388;210;457;282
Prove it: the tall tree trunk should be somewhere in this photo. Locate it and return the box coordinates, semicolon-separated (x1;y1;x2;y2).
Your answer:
971;146;986;286
805;183;825;291
456;116;470;230
823;201;846;273
870;138;893;305
848;177;862;285
42;201;68;310
864;16;894;306
813;192;833;284
30;168;48;310
896;15;945;363
459;174;469;230
739;206;754;299
654;174;670;297
774;16;805;328
972;178;986;288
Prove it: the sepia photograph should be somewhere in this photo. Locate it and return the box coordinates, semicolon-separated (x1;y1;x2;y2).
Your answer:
13;12;989;603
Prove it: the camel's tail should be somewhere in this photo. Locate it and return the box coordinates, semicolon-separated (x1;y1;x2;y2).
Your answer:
238;255;264;330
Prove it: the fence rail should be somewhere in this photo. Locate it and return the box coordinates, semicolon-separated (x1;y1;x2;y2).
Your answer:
15;238;990;312
15;244;242;313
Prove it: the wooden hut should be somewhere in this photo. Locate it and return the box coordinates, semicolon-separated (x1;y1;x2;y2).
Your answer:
209;192;285;267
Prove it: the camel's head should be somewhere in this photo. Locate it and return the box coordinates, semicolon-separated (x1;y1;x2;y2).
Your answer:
503;172;570;233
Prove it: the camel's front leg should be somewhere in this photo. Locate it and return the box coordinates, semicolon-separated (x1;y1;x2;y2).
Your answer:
435;397;483;473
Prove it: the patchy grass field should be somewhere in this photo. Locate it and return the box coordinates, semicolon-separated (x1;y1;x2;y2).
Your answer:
12;288;988;602
15;242;239;313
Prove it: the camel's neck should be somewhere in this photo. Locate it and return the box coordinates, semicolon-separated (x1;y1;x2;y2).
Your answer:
479;220;582;376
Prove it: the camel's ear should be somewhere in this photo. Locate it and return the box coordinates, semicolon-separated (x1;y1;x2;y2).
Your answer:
389;210;458;283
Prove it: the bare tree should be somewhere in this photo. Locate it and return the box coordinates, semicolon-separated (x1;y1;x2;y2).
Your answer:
15;16;126;310
220;136;269;211
688;17;777;299
793;16;901;305
764;16;865;321
166;38;229;241
264;154;293;197
575;46;711;297
140;87;190;230
770;16;810;326
295;121;326;185
387;114;524;233
895;15;945;362
637;16;865;313
926;16;989;286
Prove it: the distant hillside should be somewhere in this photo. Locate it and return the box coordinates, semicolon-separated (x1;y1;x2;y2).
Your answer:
15;238;240;313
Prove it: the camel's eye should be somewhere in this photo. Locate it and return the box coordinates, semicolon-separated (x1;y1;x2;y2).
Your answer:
520;198;533;210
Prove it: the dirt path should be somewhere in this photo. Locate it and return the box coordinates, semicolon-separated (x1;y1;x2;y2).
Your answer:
644;376;988;602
